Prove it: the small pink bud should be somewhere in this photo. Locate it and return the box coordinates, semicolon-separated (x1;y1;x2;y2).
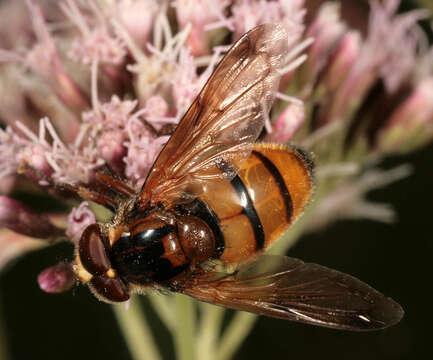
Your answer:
25;1;89;114
38;262;75;294
324;31;361;92
185;28;212;57
328;0;429;123
115;1;159;50
83;96;138;128
52;70;90;114
124;120;169;187
174;0;229;56
0;175;17;194
302;3;346;85
0;1;33;49
18;144;53;178
96;130;127;173
61;0;126;66
268;103;305;143
69;28;126;65
145;96;169;118
230;0;305;44
378;77;433;152
65;202;96;244
329;68;378;124
0;196;61;239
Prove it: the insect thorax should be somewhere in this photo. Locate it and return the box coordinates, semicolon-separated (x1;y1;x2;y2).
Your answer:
110;208;216;285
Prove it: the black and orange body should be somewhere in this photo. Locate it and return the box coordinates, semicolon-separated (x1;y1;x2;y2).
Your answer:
72;23;403;330
177;144;313;264
95;144;312;291
111;220;187;284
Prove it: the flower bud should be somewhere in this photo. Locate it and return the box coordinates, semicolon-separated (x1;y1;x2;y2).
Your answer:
174;0;229;56
0;196;61;239
124;132;169;188
0;175;16;194
230;0;305;45
26;0;89;114
65;202;96;244
301;2;346;87
268;103;305;143
378;77;433;153
324;31;361;92
18;144;53;178
115;0;159;50
145;96;169;118
96;130;127;173
328;0;428;123
38;262;75;294
0;0;33;49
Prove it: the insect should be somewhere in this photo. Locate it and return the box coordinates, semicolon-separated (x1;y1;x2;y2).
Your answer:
72;23;403;331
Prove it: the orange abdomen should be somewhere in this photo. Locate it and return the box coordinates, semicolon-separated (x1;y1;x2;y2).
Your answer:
194;143;313;264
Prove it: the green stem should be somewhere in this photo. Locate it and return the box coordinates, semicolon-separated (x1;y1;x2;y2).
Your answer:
174;294;196;360
196;303;225;360
112;297;162;360
147;292;176;331
216;312;257;360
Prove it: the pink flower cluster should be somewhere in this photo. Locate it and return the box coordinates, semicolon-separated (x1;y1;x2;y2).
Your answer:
0;0;307;192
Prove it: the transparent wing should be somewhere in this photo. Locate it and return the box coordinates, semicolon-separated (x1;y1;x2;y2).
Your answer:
175;255;404;331
140;23;288;205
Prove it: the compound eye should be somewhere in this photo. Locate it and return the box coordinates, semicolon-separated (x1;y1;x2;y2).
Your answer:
79;224;112;276
90;275;130;303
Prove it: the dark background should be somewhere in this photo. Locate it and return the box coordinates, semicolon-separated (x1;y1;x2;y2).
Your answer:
1;0;432;359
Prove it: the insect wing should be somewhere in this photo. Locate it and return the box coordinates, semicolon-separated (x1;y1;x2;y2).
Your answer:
178;255;404;331
141;23;289;205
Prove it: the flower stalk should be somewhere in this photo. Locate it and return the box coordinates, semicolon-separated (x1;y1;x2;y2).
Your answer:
174;294;196;360
196;303;225;360
216;312;258;360
112;297;162;360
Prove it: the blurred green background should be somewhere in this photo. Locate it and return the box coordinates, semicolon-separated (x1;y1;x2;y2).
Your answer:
1;0;432;359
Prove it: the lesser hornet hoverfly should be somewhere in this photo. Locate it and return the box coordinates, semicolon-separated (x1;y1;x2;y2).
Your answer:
72;23;403;331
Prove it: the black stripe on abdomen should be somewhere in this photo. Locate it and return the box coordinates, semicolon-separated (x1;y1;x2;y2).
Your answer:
252;150;293;223
214;158;266;251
